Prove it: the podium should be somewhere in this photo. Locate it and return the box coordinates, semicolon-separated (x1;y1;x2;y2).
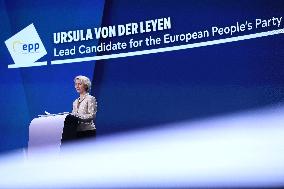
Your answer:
28;114;68;155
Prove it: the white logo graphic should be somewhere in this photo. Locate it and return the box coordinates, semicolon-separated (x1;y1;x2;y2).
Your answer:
5;23;47;68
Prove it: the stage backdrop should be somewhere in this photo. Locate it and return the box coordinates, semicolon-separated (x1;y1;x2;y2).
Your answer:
94;0;284;134
1;0;284;152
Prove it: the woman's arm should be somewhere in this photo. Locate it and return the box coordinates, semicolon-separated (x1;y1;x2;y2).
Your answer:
71;100;77;116
78;96;97;122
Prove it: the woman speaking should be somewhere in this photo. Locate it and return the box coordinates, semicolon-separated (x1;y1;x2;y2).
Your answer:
61;75;97;144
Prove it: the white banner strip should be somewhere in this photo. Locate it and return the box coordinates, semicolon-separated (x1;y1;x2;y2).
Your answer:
8;61;48;68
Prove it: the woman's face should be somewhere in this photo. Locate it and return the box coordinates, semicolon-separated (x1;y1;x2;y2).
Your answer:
75;79;86;94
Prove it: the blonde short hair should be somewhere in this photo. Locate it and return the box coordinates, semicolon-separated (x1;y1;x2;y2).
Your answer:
74;75;92;92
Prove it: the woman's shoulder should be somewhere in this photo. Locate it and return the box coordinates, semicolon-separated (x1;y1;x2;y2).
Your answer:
86;94;96;101
73;97;79;104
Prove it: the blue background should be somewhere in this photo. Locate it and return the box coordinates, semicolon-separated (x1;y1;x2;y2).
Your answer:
94;0;284;134
0;0;104;152
1;0;284;153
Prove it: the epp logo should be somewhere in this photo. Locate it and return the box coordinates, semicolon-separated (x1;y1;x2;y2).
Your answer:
5;23;47;68
13;41;40;54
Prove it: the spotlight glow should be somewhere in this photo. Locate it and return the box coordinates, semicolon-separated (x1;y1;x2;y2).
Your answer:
0;106;284;188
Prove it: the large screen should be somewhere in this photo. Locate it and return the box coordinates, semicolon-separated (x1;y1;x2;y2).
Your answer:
2;0;284;150
0;0;284;188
